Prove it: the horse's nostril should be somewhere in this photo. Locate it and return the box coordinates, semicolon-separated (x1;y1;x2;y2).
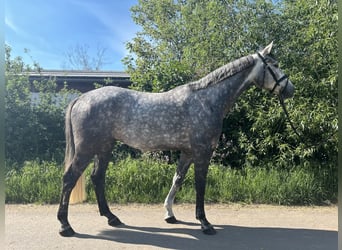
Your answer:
282;83;294;99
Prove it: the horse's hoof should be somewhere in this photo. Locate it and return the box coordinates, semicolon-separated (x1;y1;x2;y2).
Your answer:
59;225;75;237
108;217;123;227
202;225;217;235
165;216;178;224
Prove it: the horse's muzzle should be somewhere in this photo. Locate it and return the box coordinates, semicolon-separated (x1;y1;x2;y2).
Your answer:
281;81;294;99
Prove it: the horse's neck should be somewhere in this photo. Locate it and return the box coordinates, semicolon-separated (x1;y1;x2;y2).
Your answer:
195;68;254;116
225;69;254;107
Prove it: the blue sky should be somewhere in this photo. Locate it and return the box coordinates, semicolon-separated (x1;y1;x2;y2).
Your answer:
5;0;140;71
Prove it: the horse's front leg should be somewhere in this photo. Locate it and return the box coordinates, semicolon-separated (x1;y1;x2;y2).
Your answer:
164;152;192;223
194;157;216;235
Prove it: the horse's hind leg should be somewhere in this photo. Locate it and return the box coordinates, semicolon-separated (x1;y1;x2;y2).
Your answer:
91;152;122;227
193;152;216;235
164;152;192;223
57;154;92;237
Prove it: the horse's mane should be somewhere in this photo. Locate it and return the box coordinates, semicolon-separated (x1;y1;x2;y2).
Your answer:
188;55;254;90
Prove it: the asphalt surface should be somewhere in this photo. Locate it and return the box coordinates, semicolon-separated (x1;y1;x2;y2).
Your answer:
5;203;337;250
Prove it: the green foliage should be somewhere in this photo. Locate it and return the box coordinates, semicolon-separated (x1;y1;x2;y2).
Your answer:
6;158;336;205
85;156;176;203
5;161;63;203
5;45;79;164
206;163;332;205
91;157;334;205
124;0;281;91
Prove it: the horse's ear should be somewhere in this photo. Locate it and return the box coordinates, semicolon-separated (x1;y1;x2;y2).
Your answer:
260;41;274;56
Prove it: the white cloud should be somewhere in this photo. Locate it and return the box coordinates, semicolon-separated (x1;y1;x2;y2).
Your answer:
71;0;140;57
5;16;20;34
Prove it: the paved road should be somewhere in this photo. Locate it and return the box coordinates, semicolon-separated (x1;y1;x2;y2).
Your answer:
5;203;337;250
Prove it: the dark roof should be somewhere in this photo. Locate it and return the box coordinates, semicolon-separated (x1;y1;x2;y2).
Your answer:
28;70;132;93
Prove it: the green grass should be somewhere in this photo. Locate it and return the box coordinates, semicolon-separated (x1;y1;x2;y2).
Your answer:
205;165;326;205
5;161;62;204
85;157;176;203
5;157;336;205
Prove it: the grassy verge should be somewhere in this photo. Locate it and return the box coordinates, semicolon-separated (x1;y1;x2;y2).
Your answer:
5;157;336;205
5;161;62;203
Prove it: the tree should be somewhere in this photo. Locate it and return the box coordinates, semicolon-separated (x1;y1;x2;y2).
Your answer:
124;0;280;92
62;43;109;71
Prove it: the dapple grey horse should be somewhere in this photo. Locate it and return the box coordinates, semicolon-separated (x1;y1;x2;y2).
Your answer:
57;42;294;236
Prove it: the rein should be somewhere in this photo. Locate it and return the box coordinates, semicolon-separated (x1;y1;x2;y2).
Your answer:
257;52;289;95
257;52;301;139
278;95;338;149
278;96;301;138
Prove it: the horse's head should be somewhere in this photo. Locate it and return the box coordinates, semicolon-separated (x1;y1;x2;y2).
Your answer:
251;42;294;99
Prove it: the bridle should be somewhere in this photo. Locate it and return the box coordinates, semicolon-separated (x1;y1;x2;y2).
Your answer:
257;52;289;96
257;52;301;138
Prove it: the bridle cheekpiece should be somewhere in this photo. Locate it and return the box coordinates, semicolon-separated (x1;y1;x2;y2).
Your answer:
257;52;300;138
257;52;289;96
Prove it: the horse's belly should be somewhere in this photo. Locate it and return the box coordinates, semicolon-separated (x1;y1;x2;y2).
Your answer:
111;95;191;151
115;128;190;152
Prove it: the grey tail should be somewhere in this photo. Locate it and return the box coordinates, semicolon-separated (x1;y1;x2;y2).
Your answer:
64;98;79;171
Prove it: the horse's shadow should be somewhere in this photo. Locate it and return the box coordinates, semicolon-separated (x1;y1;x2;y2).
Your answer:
73;220;337;250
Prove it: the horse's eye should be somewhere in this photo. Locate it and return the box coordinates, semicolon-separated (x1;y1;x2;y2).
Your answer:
273;63;279;68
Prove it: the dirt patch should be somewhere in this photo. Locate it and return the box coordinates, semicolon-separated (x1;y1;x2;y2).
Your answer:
5;203;337;249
